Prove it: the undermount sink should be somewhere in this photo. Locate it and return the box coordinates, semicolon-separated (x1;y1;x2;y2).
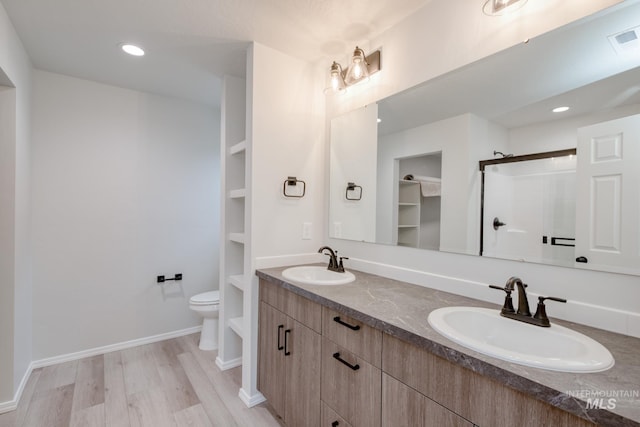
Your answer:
282;266;355;286
428;306;614;373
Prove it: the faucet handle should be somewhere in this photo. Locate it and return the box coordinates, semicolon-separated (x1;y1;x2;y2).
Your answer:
338;256;349;272
533;296;567;326
489;285;515;314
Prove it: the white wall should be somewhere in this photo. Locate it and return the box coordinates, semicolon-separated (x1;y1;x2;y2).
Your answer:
0;1;32;405
31;70;220;359
243;41;326;402
326;0;640;338
329;104;378;242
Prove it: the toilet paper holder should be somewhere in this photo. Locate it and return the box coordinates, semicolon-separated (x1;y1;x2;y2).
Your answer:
157;273;183;283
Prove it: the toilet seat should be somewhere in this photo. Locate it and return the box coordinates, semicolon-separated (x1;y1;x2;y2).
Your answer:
190;290;220;306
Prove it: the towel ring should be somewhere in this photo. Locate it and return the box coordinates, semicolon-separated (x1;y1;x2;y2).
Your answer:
283;176;306;198
345;182;362;201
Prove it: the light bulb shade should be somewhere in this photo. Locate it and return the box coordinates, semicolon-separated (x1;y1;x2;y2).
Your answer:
324;61;347;94
482;0;528;15
345;47;370;85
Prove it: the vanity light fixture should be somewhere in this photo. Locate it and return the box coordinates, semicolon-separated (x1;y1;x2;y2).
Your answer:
324;46;381;95
482;0;528;16
121;43;145;56
552;106;570;113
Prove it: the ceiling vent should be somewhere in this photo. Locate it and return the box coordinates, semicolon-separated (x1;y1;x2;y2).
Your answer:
608;26;640;55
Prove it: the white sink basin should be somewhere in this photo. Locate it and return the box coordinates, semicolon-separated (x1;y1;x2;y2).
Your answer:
427;306;614;373
282;266;355;286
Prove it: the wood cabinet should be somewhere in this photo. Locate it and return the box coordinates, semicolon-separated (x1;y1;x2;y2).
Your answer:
321;307;382;427
382;334;595;427
321;337;381;427
258;281;321;427
321;402;352;427
382;373;472;427
258;279;595;427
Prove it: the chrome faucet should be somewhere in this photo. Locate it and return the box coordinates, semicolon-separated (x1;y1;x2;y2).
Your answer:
317;246;348;272
490;277;566;327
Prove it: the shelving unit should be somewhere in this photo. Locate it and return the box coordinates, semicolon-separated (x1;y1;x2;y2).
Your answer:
397;180;421;247
218;75;248;370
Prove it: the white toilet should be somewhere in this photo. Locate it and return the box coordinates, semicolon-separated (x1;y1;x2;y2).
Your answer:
189;290;220;351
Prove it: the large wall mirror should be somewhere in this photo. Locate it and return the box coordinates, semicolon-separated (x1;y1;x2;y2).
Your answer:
329;2;640;276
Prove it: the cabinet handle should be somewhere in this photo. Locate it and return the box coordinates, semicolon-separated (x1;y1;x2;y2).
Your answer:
277;325;284;351
284;329;291;356
333;316;361;331
331;422;339;427
332;352;360;371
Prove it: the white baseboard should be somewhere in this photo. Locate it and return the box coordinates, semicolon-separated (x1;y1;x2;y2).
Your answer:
215;355;242;371
1;325;201;414
31;325;202;369
0;361;35;413
239;388;266;408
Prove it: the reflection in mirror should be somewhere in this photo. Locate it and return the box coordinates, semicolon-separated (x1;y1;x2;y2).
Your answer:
480;150;577;267
328;2;640;275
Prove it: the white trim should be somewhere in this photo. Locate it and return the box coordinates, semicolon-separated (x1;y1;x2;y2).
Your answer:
215;355;242;371
1;362;34;414
238;388;266;408
32;325;201;369
254;252;324;269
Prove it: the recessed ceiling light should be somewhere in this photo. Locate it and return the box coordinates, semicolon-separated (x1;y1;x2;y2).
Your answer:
552;106;570;113
121;44;145;56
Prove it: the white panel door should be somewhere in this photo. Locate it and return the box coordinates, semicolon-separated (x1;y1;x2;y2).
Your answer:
575;114;640;274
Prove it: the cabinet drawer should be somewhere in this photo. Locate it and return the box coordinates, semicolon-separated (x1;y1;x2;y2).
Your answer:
321;337;381;427
382;373;472;427
321;402;352;427
382;334;595;427
259;279;321;332
322;307;382;367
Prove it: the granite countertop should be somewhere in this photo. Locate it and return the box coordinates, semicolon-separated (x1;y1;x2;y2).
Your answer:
256;266;640;427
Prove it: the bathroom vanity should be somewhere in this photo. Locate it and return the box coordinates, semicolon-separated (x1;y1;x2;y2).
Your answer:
256;266;640;427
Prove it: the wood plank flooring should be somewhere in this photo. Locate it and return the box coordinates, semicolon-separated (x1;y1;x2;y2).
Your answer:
0;334;283;427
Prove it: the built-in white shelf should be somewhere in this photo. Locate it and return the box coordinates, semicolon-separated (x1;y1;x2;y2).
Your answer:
228;233;245;244
229;189;246;199
228;316;244;338
229;140;246;155
229;275;245;291
398;202;419;206
398;225;419;228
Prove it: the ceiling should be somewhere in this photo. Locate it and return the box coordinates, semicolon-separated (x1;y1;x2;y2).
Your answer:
0;0;430;107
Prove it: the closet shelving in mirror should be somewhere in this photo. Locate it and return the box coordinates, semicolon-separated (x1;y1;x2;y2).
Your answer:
397;180;421;247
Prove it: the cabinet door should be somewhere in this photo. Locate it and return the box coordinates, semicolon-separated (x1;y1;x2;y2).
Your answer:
258;302;287;418
382;374;472;427
285;318;321;427
321;337;381;427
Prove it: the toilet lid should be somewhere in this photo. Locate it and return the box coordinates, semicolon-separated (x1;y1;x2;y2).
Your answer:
190;290;220;305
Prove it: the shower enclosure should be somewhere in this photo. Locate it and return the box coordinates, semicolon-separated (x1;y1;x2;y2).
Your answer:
480;149;577;267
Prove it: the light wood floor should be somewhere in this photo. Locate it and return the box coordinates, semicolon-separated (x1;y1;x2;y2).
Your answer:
0;334;283;427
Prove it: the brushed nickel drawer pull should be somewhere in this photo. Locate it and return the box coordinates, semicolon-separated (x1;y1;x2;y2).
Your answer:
333;316;361;331
333;352;360;371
